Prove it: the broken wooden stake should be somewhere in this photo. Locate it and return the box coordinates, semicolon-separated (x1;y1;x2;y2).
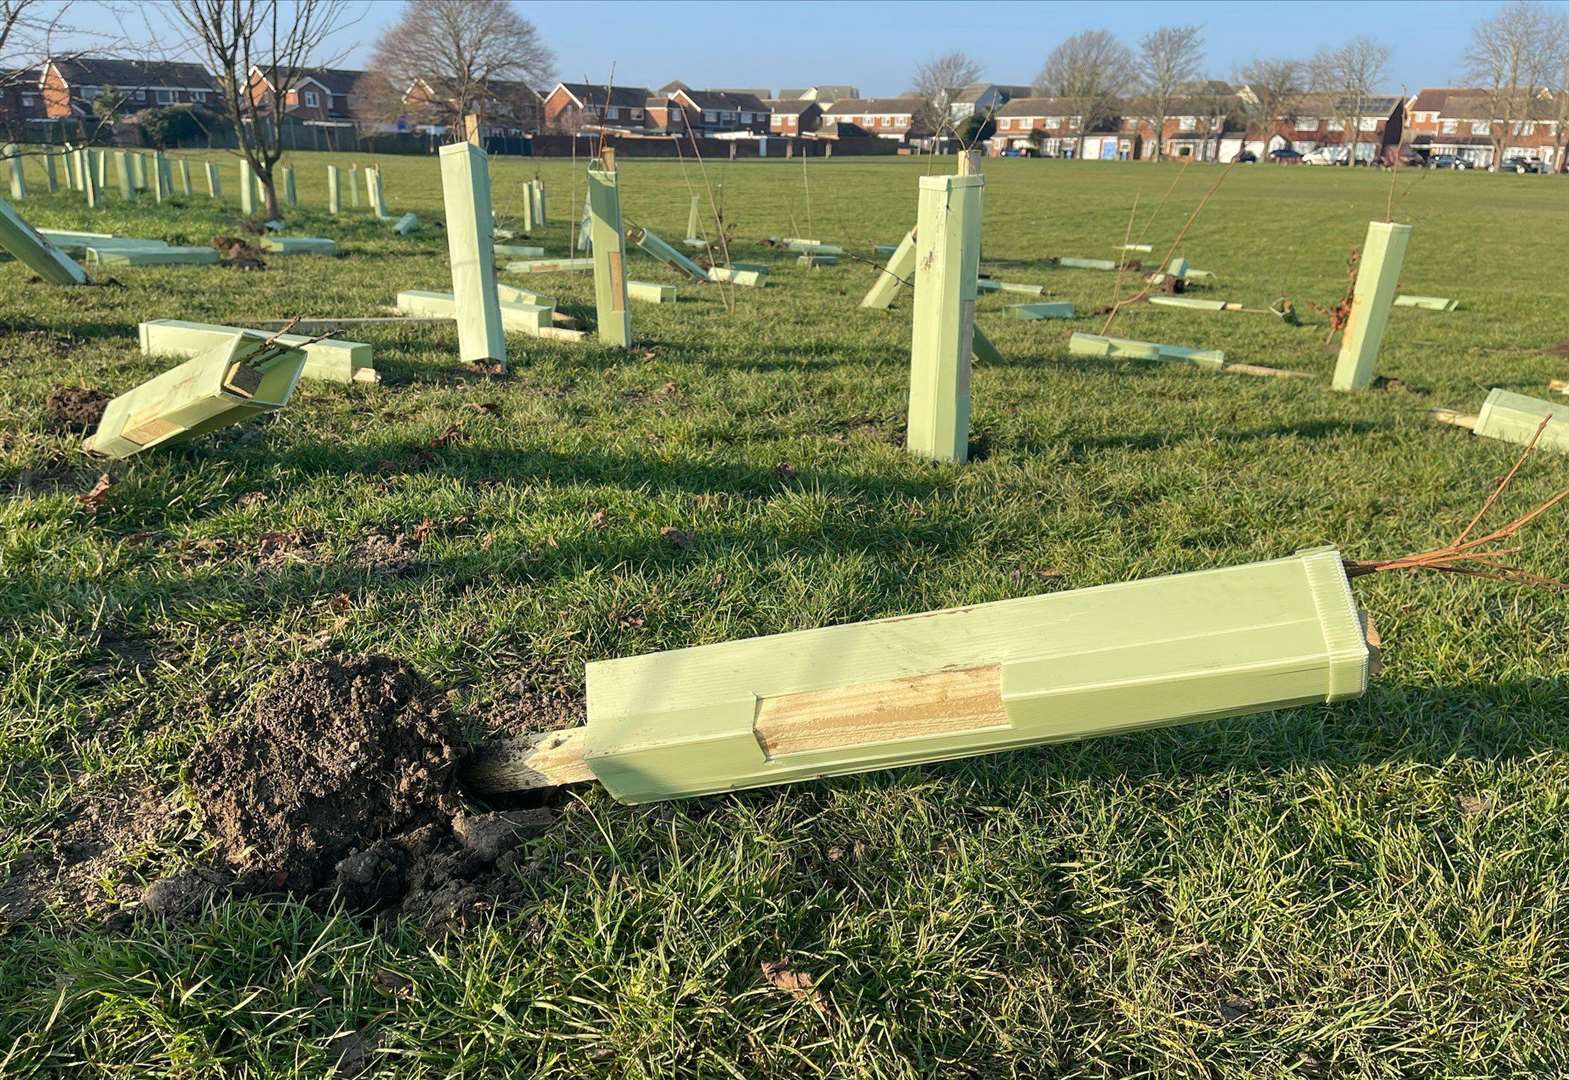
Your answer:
466;546;1372;804
1434;389;1566;453
140;319;378;385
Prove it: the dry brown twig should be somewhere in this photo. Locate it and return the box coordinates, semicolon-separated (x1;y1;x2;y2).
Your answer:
1345;417;1569;588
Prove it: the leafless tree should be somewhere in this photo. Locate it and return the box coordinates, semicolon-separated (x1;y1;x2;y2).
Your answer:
171;0;352;218
1237;57;1305;160
1547;12;1569;171
0;1;136;143
1186;82;1238;162
1465;0;1559;168
1037;29;1132;159
1133;25;1203;161
1311;37;1390;163
368;0;554;140
908;50;982;137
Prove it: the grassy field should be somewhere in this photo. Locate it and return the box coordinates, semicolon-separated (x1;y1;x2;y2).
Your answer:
2;146;1568;1077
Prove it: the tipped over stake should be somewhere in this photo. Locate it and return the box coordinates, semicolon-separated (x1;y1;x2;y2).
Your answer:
0;199;89;284
140;319;378;385
1394;295;1458;311
1432;390;1568;454
1070;331;1309;379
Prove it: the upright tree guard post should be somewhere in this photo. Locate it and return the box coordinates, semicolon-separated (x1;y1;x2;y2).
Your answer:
282;163;296;207
367;165;388;219
327;164;340;214
5;145;25;200
83;154;98;208
906;170;984;463
349;163;361;207
521;177;536;231
130;152;145;190
95;149;107;189
43;151;57;193
587;150;632;348
177;158;191;195
240;159;255;215
685;193;700;242
116;151;134;200
576;191;591;251
438;141;506;369
204;161;221;199
151;153;166;203
1332;221;1412;392
533;179;546;225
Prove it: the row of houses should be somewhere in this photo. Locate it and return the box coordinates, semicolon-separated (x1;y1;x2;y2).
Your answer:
1;58;1564;169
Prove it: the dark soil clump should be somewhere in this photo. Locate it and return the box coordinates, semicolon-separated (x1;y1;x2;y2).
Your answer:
189;654;461;890
44;386;111;433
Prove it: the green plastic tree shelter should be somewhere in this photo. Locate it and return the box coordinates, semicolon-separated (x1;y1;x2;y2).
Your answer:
177;159;191;195
1394;295;1456;311
5;144;25;200
83;154;98;208
439;142;506;368
115;151;133;200
392;212;418;235
367;166;389;220
506;257;594;274
1332;221;1412;392
140;319;378;385
686;193;700;242
587;158;632;348
707;265;766;287
204;162;220;199
282;164;297;207
1070;332;1225;369
86;246;220;266
1006;302;1075;320
85;333;308;458
349;163;361;207
395;290;552;334
0;199;89;285
1435;389;1568;454
151;153;166;203
907;172;984;464
467;547;1372;804
327;164;340;214
259;236;337;255
629;224;710;283
44;152;56;193
240;160;255;215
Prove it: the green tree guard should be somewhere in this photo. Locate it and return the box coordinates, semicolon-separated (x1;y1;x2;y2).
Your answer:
685;193;700;241
129;152;145;190
204;161;220;200
349;163;361;207
587;154;632;348
240;159;255;215
282;163;296;207
907;172;983;463
0;199;89;284
116;151;134;200
83;154;98;208
43;151;57;193
151;152;167;202
438;141;506;368
1332;221;1412;391
177;158;191;195
5;144;25;200
327;164;340;214
861;226;915;309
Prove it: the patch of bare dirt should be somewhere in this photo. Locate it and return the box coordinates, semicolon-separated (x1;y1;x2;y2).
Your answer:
1542;341;1569;357
483;664;586;737
210;235;266;270
44;386;111;434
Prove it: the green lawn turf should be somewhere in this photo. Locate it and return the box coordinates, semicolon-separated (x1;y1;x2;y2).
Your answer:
1;147;1568;1076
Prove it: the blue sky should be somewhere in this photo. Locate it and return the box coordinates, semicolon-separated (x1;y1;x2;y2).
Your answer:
317;0;1541;97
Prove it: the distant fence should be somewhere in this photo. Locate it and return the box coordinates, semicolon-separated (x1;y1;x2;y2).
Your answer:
526;133;905;159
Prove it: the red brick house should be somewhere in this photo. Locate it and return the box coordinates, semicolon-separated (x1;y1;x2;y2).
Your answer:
989;97;1086;156
542;82;655;134
42;57;217;121
1118;93;1243;161
660;83;770;136
766;99;823;137
1240;90;1405;162
246;66;392;138
819;97;925;141
1406;86;1560;169
400;76;539;137
0;68;47;136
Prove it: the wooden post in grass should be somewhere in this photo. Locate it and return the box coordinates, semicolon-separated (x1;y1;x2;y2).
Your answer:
83;153;98;208
0;199;89;284
130;152;145;191
204;161;220;200
862;226;915;309
587;149;631;348
43;151;56;193
367;165;388;219
151;152;166;202
466;546;1373;804
282;163;296;207
438;140;506;369
327;164;340;214
907;169;984;463
95;149;107;190
349;163;361;207
116;151;133;200
686;193;700;242
464;113;482;146
240;159;255;215
1332;221;1412;391
5;144;24;200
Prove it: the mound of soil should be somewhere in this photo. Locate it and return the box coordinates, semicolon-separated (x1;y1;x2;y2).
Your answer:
189;654;461;890
44;386;111;433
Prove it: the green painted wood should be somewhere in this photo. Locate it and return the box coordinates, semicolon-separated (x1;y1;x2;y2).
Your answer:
1394;295;1456;311
1332;221;1412;392
395;289;552;333
151;153;166;203
5;144;25;200
349;163;361;207
43;152;57;193
259;236;338;255
1149;296;1229;311
628;280;676;303
0;200;89;284
240;160;255;215
116;151;134;200
686;193;700;241
282;163;297;206
1006;302;1075;320
505;257;594;274
1472;389;1569;454
706;265;765;287
861;226;915;310
82;153;97;208
1069;332;1225;368
630;225;711;282
392;212;418;234
439;141;505;366
86;333;307;458
86;245;220;266
177;158;190;195
583;546;1369;803
496;283;554;307
798;253;839;267
587;165;632;347
1057;257;1117;270
907;173;983;464
204;161;220;199
326;164;340;214
139;319;377;385
495;243;545;257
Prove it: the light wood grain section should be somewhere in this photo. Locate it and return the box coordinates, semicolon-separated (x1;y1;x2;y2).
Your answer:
462;727;595;793
754;664;1006;757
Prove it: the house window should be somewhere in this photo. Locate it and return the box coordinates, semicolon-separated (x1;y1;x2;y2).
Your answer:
1298;117;1319;130
303;90;318;107
192;90;206;102
134;89;145;101
703;110;716;122
20;93;33;106
1471;120;1490;135
1514;121;1534;135
631;108;643;120
1358;117;1377;131
605;106;618;119
1327;117;1344;131
156;89;174;103
1178;115;1196;128
739;112;750;123
1441;119;1457;134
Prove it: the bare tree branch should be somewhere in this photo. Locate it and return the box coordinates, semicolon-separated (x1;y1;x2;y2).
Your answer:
908;50;982;138
1037;30;1132;159
1311;37;1390;163
1465;0;1559;169
1133;25;1203;161
1237;57;1305;160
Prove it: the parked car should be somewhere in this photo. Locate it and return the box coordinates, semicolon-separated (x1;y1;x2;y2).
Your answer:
1269;147;1303;163
1232;149;1257;163
1302;147;1346;166
1503;155;1545;174
1428;154;1472;170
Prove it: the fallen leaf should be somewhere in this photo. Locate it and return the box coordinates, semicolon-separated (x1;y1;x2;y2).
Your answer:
412;517;436;543
372;967;413;998
761;961;829;1016
464;401;501;415
590;510;608;530
774;462;797;481
79;472;114;510
661;526;694;551
428;425;465;449
1458;793;1491;817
